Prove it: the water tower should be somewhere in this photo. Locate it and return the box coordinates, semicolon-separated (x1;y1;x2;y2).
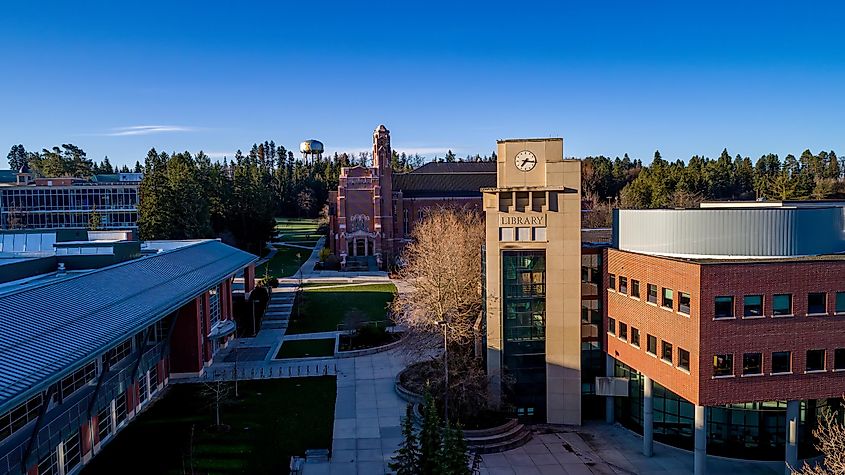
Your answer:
300;139;324;162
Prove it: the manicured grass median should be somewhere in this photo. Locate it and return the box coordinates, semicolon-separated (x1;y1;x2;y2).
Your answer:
255;246;310;278
288;283;396;334
276;338;336;359
275;218;322;243
82;377;336;475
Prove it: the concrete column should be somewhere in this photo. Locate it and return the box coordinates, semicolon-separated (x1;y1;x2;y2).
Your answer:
785;400;799;475
643;375;653;457
605;354;615;424
694;404;707;475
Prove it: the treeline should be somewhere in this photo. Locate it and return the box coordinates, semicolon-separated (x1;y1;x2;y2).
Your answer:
6;144;142;177
583;148;843;209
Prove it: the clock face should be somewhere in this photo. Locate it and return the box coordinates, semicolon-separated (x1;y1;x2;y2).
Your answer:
515;150;537;172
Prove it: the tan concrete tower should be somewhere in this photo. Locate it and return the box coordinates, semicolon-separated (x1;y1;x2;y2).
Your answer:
483;138;582;425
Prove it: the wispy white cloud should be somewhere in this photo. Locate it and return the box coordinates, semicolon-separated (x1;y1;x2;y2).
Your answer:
203;151;234;160
103;125;199;136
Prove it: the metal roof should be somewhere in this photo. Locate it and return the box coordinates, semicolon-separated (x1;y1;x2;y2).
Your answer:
0;240;256;413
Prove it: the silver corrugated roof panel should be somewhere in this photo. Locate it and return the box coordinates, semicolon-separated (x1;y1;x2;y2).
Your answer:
0;239;256;412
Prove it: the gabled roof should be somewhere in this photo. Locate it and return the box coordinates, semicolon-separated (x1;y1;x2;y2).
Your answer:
0;240;256;412
409;161;496;174
393;161;496;198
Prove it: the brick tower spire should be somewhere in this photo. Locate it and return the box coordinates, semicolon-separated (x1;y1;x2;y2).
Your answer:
372;124;393;266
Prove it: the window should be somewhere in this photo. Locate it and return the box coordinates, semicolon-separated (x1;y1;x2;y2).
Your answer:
97;404;113;442
713;354;733;377
808;292;827;315
0;393;43;443
743;295;764;318
662;288;673;310
806;349;826;372
835;349;845;371
60;360;97;400
773;294;792;316
607;317;616;335
609;274;616;291
771;351;792;374
63;430;81;474
631;280;640;298
647;335;658;355
619;276;628;294
678;348;690;372
837;292;845;314
679;292;691;314
630;327;640;347
742;353;763;376
138;373;148;405
661;341;674;363
106;338;132;368
714;296;734;319
618;322;628;341
115;395;127;426
647;284;657;304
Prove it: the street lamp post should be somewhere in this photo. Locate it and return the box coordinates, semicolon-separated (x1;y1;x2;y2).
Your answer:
439;319;449;423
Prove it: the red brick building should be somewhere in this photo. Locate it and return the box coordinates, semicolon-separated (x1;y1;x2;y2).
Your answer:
328;125;495;268
604;206;845;472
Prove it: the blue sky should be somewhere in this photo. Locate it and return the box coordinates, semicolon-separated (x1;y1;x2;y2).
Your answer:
1;1;844;168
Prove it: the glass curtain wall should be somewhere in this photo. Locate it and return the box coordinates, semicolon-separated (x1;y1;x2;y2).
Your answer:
502;250;546;419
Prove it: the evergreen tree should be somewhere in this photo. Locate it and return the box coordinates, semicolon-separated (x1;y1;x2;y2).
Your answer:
133;160;143;173
445;150;456;163
7;144;27;170
438;423;470;475
389;404;421;475
419;392;442;475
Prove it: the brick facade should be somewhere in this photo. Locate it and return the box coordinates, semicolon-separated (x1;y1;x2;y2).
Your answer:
606;248;845;406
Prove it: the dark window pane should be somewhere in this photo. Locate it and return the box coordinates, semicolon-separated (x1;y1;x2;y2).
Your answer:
808;293;827;315
835;349;845;370
619;276;628;294
608;317;616;335
773;294;792;316
661;341;673;363
679;292;691;314
647;335;657;354
618;322;628;340
743;295;763;318
609;274;616;290
678;348;690;371
771;351;791;374
714;354;733;376
806;349;826;372
631;280;640;298
742;353;762;375
647;284;657;304
836;292;845;314
631;327;640;347
714;296;734;319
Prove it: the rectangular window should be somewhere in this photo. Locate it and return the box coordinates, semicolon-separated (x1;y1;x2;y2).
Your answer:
714;296;734;319
806;349;826;372
742;352;763;375
743;295;764;318
662;288;673;310
647;284;657;304
115;395;127;426
609;274;616;291
97;405;113;442
631;280;640;298
679;292;691;314
619;276;628;294
60;360;97;400
771;351;792;374
836;292;845;314
607;317;616;335
661;341;673;363
808;292;827;315
647;334;657;355
618;322;628;341
714;354;733;377
63;430;81;474
835;349;845;371
106;338;132;368
773;294;792;316
630;327;640;347
678;348;690;372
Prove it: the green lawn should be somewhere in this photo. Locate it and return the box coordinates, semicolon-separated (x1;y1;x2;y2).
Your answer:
288;283;396;334
274;218;322;243
275;338;336;359
255;246;310;278
82;377;336;475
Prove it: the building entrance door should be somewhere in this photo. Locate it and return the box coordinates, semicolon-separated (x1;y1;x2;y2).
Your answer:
356;239;367;256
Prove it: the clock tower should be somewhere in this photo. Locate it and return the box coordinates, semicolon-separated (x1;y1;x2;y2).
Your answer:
483;138;582;425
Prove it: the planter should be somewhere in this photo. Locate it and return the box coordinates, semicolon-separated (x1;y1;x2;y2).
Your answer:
335;332;405;359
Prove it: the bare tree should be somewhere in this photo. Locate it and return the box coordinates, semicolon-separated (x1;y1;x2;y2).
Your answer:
200;380;232;428
792;409;845;475
392;206;490;420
